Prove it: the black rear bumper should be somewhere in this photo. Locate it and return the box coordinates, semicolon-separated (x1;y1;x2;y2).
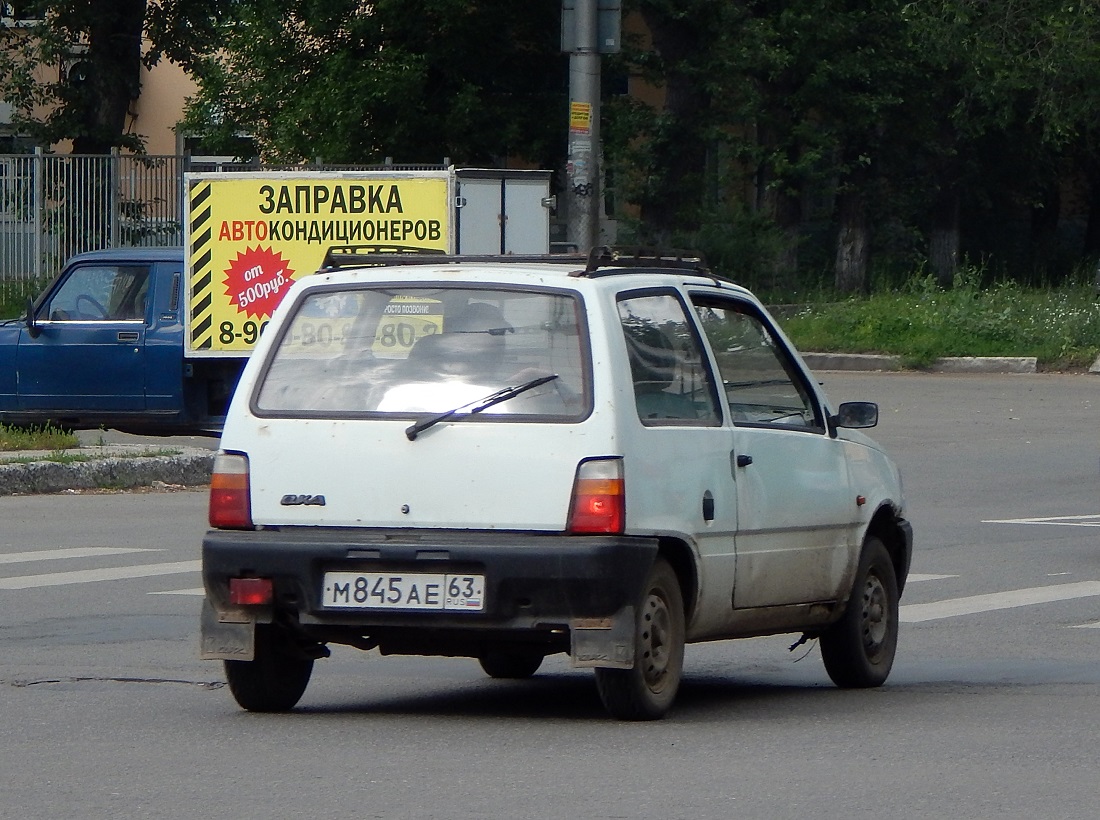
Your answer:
203;527;658;651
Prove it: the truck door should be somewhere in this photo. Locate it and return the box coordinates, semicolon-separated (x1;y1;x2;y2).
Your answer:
18;263;150;412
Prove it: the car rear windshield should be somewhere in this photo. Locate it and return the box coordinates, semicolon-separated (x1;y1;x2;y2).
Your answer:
253;285;590;420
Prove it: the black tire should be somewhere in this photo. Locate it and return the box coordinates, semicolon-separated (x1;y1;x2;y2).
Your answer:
594;558;685;720
820;537;899;688
224;624;314;712
478;651;544;679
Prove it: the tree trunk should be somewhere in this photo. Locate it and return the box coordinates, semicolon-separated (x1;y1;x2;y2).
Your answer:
1028;183;1061;282
834;187;870;294
70;0;147;154
928;188;960;287
636;7;711;239
758;177;801;293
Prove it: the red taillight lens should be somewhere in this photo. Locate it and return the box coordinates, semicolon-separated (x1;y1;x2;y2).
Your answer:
229;576;273;606
208;452;253;529
568;457;625;534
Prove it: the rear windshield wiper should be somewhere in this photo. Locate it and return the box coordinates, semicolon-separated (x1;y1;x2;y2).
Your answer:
405;374;559;441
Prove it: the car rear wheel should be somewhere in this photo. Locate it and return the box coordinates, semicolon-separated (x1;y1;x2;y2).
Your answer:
478;651;544;679
820;537;899;688
594;558;685;721
224;623;314;712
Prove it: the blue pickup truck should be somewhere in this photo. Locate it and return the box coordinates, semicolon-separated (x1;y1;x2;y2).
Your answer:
0;247;245;435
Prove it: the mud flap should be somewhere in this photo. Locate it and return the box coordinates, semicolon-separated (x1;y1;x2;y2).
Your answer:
570;606;635;669
200;598;256;661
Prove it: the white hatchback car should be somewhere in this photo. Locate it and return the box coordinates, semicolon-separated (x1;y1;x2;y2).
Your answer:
201;249;912;720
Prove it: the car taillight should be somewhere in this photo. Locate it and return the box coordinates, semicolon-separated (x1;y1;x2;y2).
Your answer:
229;577;273;606
568;457;625;534
209;452;253;529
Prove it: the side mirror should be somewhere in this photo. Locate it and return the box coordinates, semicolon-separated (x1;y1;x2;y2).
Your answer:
25;297;41;338
831;401;878;429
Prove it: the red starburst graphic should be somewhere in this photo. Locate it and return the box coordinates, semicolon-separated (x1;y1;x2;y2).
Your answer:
223;246;296;319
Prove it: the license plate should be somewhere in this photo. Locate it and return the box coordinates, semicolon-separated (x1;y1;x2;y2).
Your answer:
321;571;485;611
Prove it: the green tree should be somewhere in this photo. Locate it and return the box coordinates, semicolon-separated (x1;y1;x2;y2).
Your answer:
0;0;147;153
149;0;567;166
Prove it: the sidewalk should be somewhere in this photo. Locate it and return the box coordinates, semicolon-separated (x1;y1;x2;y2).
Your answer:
0;442;215;496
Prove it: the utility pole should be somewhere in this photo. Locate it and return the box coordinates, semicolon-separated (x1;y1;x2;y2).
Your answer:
562;1;618;255
566;0;600;254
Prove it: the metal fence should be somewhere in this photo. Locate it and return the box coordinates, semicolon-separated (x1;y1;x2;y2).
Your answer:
0;151;447;295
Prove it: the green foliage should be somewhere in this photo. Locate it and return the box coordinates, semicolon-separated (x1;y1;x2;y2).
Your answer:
0;423;79;451
780;268;1100;369
0;0;147;152
152;0;566;166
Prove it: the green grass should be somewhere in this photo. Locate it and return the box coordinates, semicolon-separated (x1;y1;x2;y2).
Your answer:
775;274;1100;369
0;423;80;451
1;447;183;464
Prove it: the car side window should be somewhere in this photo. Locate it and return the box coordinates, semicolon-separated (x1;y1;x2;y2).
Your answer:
45;265;151;322
616;292;721;426
691;296;824;431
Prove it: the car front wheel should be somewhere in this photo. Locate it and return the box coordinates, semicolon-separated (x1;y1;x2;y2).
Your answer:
820;536;899;688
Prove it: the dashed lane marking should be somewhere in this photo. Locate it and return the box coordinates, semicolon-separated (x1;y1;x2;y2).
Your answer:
982;514;1100;527
148;588;204;596
0;560;201;590
0;547;158;565
901;580;1100;623
908;573;958;582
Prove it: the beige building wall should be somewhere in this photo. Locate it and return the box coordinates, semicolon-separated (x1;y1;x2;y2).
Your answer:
130;51;195;155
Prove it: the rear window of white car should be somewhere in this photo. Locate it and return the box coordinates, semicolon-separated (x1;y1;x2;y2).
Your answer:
253;285;590;420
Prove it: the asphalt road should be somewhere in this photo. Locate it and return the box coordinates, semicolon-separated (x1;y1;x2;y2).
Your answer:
1;371;1098;819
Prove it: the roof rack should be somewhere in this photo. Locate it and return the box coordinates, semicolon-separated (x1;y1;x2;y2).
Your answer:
319;245;588;271
581;246;710;276
317;244;719;280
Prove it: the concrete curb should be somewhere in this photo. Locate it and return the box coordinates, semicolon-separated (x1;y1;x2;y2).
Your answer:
0;447;214;496
801;353;1040;374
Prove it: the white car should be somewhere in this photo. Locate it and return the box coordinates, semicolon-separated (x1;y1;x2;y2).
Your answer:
201;249;912;720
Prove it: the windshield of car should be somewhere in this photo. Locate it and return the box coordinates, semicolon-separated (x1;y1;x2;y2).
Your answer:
253;285;589;421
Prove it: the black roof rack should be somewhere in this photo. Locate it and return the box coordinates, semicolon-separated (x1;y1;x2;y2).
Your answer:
579;246;710;277
319;245;588;271
317;244;723;281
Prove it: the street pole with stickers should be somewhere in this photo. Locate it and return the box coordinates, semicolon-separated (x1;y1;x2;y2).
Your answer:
562;0;620;254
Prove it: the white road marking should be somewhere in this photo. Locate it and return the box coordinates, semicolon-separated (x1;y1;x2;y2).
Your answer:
908;573;958;582
901;581;1100;623
0;547;159;565
148;587;205;596
982;514;1100;527
1070;622;1100;629
0;560;201;590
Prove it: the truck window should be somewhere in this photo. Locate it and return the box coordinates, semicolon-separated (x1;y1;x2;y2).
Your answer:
45;265;151;322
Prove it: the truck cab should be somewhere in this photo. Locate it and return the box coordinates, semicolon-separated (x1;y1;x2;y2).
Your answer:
0;247;243;435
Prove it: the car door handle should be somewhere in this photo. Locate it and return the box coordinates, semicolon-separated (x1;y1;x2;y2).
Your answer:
736;454;753;468
117;331;139;342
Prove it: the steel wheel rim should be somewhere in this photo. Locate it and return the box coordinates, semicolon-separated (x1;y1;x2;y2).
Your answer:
861;573;889;656
640;589;674;691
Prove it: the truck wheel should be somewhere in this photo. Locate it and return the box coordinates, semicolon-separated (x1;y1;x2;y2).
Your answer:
594;558;685;720
478;651;544;679
820;537;899;688
224;624;313;712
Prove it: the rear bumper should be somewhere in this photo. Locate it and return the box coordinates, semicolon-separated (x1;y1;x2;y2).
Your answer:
202;527;658;660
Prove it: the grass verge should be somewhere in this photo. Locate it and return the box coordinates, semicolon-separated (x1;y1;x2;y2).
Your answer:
776;274;1100;369
0;423;80;451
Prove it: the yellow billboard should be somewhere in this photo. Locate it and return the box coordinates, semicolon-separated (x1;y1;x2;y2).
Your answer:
186;172;452;355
